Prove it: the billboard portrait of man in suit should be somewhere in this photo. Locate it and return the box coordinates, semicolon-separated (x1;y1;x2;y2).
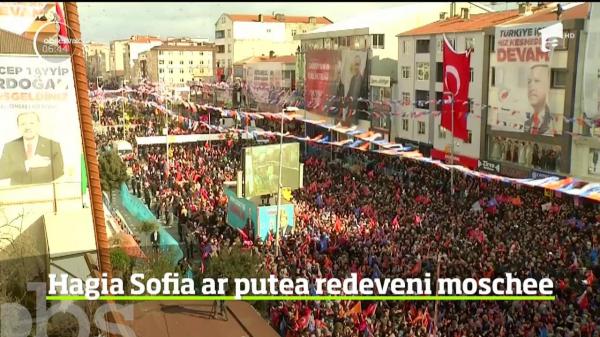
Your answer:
0;111;64;186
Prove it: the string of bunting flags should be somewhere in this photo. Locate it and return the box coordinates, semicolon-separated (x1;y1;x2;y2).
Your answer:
91;88;600;202
91;83;600;131
91;92;599;138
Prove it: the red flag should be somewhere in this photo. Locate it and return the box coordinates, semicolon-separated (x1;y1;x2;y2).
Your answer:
55;2;70;52
363;303;377;317
442;35;470;141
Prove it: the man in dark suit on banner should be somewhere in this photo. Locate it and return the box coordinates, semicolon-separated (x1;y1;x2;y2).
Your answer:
0;112;64;186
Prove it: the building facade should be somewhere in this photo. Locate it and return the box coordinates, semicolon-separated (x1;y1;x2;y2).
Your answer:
571;3;600;182
298;2;491;141
396;8;518;168
143;41;216;90
214;13;332;82
84;42;110;85
124;35;162;85
109;39;128;82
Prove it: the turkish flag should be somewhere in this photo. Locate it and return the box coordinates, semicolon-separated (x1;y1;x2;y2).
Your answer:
55;2;70;52
442;35;471;141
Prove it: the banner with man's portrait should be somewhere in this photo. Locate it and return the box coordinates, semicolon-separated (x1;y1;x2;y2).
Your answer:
581;3;600;137
304;49;368;120
489;22;564;136
0;55;84;207
245;61;283;105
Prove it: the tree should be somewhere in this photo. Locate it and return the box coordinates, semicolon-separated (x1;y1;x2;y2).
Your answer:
99;149;129;202
200;244;269;314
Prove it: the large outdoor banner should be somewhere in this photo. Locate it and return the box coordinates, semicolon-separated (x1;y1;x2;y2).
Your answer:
0;55;82;188
304;50;340;114
245;61;283;105
582;3;600;136
0;54;86;246
490;22;564;136
304;49;368;120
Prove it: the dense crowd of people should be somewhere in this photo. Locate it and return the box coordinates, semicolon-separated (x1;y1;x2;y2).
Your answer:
93;97;599;337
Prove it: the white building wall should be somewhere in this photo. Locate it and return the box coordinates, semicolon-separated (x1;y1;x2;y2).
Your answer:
156;49;214;88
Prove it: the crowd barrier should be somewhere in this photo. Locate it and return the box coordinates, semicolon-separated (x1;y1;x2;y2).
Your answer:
119;183;183;264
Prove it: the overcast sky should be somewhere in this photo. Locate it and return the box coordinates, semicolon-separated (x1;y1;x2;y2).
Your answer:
76;2;424;43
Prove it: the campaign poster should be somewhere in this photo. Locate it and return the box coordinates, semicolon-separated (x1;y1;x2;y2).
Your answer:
490;22;564;136
339;49;368;121
582;3;600;137
0;55;86;245
304;49;340;115
246;61;283;105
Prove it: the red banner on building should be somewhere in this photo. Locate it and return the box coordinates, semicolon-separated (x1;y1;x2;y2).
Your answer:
442;36;471;142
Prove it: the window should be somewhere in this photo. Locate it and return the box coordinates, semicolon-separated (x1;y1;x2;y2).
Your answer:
179;51;184;56
221;16;226;24
168;60;173;65
292;29;297;37
439;125;447;139
159;50;164;55
200;61;204;65
180;69;184;74
402;92;410;105
470;67;474;83
490;35;495;52
217;45;225;53
465;37;474;51
401;66;410;79
266;28;271;33
402;40;407;54
402;119;409;131
447;38;456;49
372;34;384;49
159;69;164;73
416;62;430;81
227;29;231;38
465;130;472;144
180;60;184;65
169;69;174;74
416;39;430;53
436;62;443;83
551;68;567;88
189;60;193;65
159;60;164;65
180;78;184;83
468;98;473;113
415;90;429;109
418;121;426;135
491;67;495;87
200;52;204;56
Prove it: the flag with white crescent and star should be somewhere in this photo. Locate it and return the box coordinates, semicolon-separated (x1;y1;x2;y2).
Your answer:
441;35;471;142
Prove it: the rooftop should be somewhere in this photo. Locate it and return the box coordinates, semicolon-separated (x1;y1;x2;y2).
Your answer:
298;3;494;39
151;44;215;52
129;35;162;43
398;2;589;37
225;14;332;24
398;10;520;36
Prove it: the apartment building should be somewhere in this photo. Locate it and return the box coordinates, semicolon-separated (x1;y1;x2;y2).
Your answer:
296;2;491;140
142;40;216;90
84;42;110;84
396;8;518;168
109;39;128;82
124;35;162;84
572;3;600;182
214;13;332;82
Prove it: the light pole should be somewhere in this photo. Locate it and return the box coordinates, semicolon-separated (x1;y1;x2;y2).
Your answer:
443;91;455;196
275;108;285;257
